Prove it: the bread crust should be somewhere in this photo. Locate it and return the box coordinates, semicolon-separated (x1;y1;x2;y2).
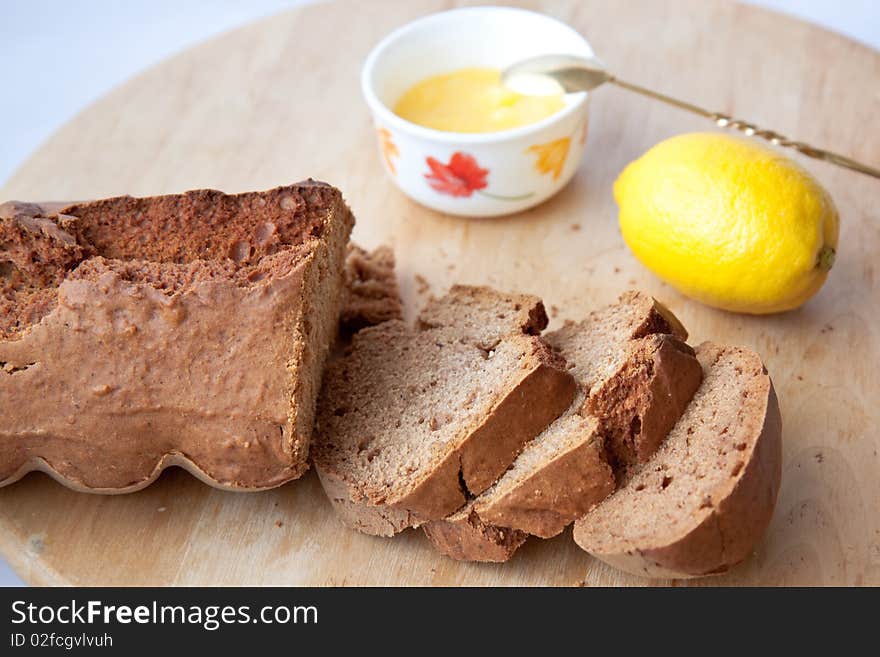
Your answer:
573;344;782;578
423;505;527;562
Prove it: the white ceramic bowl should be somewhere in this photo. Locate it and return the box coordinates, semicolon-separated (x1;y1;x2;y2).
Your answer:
361;6;594;217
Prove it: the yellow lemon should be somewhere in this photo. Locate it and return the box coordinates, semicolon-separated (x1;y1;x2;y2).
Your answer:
614;132;839;314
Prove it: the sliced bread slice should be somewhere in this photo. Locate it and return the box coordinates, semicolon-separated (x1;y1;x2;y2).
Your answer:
572;342;782;579
424;292;703;559
313;286;577;535
418;284;548;349
340;244;403;333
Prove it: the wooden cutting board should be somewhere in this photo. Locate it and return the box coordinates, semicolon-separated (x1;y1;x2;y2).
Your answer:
1;0;878;586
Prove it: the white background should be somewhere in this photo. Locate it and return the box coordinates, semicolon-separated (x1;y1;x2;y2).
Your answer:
1;0;877;586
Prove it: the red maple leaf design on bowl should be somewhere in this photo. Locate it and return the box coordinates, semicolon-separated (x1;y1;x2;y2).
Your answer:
424;152;489;197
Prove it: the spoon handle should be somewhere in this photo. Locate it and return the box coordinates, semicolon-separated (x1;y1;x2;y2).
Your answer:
611;77;880;180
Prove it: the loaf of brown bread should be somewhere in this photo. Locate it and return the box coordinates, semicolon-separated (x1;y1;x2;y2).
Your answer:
312;286;577;535
424;292;703;560
0;182;353;492
573;342;782;578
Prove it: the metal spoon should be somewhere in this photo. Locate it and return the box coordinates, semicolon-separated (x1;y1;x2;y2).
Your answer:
502;54;880;180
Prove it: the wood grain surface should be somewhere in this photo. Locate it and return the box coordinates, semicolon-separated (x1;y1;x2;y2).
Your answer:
1;0;878;586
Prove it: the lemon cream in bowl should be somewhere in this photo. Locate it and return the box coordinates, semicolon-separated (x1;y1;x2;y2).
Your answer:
361;7;593;217
393;67;565;133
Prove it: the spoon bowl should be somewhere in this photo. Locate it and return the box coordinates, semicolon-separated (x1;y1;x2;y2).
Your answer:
502;54;612;95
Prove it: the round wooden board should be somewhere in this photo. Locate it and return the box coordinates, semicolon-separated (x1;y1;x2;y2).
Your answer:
2;0;878;586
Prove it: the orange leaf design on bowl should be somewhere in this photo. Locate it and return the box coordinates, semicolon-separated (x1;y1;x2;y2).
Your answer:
377;128;400;175
527;137;571;181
